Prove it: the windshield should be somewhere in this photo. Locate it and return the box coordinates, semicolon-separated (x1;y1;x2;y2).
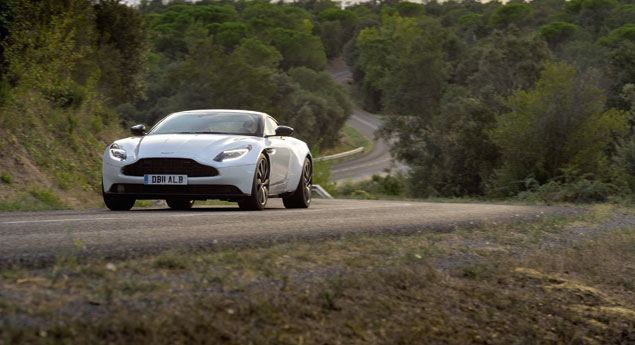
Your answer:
150;112;262;136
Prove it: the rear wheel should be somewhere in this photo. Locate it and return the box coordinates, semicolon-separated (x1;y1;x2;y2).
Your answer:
283;157;312;209
103;193;135;211
238;155;269;211
166;199;194;210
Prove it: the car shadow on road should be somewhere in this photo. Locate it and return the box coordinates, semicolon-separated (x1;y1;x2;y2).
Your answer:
129;207;287;212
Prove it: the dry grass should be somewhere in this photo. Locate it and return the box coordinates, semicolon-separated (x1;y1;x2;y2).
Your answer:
1;206;634;344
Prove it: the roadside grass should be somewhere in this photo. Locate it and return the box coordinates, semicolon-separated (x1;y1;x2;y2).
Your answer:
1;206;634;344
321;124;372;157
0;172;11;184
0;188;67;211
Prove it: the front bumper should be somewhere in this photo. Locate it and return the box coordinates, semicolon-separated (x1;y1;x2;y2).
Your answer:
102;160;256;199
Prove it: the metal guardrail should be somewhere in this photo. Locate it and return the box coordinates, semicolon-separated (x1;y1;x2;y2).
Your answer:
311;185;333;199
314;147;364;162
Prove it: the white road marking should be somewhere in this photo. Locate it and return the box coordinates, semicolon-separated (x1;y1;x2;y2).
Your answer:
0;204;414;225
2;217;122;224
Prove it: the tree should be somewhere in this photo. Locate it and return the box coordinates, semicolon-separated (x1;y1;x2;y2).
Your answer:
316;8;358;58
94;0;149;105
241;3;312;34
355;14;449;114
0;0;14;78
286;67;351;146
538;21;580;49
235;38;282;69
453;29;550;113
599;23;635;46
212;21;250;50
405;86;499;196
269;28;327;70
566;0;617;36
489;3;532;29
490;62;629;196
4;0;97;107
163;41;277;119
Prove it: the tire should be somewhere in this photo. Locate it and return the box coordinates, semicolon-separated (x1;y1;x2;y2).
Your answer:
103;193;135;211
283;157;312;209
238;154;269;211
166;199;194;210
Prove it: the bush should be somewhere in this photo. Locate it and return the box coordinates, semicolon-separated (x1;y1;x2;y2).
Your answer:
1;171;11;184
29;188;65;208
490;62;629;197
516;176;619;203
336;173;407;199
312;159;336;194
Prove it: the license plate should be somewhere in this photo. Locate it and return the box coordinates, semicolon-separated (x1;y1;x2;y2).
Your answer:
144;174;188;185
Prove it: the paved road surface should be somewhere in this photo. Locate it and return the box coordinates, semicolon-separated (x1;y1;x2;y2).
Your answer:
328;62;399;182
0;199;558;266
330;108;395;181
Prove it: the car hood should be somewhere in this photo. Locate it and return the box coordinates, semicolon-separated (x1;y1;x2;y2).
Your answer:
114;134;262;162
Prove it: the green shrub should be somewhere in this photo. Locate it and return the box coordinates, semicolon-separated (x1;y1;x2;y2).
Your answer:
311;147;336;194
490;62;629;197
516;176;618;203
0;189;66;211
43;81;87;109
0;171;11;184
28;188;65;209
336;173;407;199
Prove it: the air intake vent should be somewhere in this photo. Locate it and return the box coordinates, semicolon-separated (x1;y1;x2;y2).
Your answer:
122;158;219;177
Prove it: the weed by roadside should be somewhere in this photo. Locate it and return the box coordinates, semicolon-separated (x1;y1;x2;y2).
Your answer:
0;188;66;211
0;172;11;184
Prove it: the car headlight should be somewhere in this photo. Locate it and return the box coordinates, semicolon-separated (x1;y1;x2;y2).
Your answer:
109;143;127;161
214;145;252;162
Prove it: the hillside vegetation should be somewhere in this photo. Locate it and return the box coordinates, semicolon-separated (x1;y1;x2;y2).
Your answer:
345;0;635;202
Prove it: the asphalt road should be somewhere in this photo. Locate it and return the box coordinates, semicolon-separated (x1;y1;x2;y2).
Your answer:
331;108;395;181
0;199;558;266
328;61;400;182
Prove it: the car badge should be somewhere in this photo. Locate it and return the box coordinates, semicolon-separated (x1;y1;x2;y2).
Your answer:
161;151;174;154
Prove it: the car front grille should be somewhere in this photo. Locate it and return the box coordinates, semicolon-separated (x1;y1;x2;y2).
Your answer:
121;158;219;177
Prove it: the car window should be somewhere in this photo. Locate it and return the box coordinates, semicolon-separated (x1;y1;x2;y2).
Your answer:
150;112;262;136
265;117;278;136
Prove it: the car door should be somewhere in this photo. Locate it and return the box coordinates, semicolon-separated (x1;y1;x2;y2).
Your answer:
264;116;291;194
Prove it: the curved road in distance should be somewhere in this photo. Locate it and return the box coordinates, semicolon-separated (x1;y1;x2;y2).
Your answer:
328;62;398;182
0;199;561;266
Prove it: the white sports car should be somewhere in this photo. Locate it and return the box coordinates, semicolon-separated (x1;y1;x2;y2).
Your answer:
102;109;312;211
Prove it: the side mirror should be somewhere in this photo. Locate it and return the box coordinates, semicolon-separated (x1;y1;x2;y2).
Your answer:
274;125;294;137
130;124;146;136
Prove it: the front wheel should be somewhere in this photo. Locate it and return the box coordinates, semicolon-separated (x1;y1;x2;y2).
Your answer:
283;157;312;209
166;199;194;210
103;193;135;211
238;155;269;211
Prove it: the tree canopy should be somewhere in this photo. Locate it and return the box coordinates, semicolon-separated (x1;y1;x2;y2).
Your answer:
346;0;634;199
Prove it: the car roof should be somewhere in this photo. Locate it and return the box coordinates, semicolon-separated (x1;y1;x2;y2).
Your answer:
173;109;269;117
